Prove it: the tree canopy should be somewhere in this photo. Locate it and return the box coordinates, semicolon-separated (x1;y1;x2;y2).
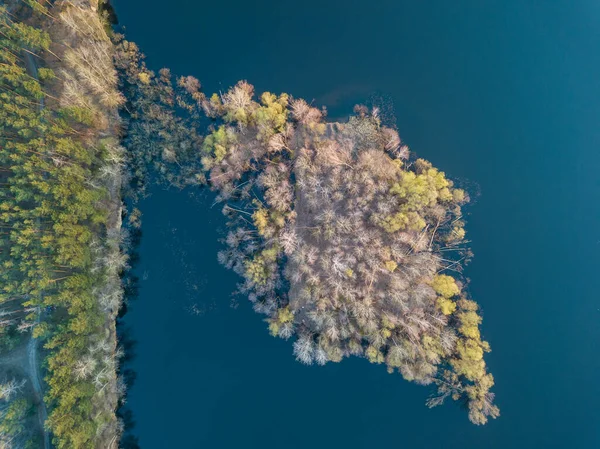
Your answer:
193;82;499;424
0;1;124;447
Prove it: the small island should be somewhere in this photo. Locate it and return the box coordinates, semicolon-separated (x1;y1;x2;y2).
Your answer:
201;82;499;425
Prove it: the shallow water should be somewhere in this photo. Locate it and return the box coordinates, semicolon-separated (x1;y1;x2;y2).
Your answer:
113;1;600;447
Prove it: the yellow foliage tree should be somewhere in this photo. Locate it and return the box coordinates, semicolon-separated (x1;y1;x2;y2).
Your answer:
436;297;456;315
431;274;460;298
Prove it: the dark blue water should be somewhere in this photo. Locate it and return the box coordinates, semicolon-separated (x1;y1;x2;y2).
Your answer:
113;1;600;447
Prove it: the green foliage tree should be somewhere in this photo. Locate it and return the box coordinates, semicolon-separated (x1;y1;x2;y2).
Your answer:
1;2;126;447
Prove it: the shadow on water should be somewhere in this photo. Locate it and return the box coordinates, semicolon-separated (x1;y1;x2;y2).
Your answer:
115;185;221;448
108;6;140;436
116;223;142;449
99;1;119;25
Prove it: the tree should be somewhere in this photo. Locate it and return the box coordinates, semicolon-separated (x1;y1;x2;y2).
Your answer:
196;81;498;424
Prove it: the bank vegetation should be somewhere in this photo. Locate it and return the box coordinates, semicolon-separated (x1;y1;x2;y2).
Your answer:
0;1;124;447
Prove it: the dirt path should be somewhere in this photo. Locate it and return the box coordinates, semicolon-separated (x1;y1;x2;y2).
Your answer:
0;314;49;449
24;47;51;449
27;314;50;449
1;4;51;448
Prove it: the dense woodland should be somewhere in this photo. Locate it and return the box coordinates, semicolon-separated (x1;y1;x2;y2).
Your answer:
0;377;38;448
0;1;123;447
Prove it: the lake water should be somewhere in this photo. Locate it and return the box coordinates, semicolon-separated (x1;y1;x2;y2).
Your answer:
112;1;600;448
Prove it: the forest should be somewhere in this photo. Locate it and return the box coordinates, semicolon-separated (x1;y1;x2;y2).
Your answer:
0;1;123;447
0;1;498;447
